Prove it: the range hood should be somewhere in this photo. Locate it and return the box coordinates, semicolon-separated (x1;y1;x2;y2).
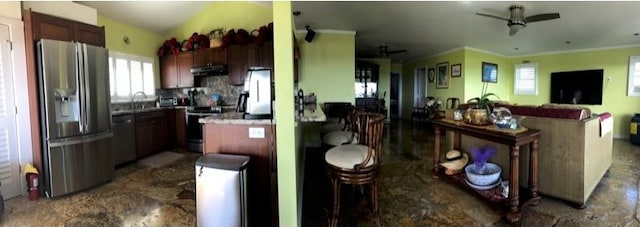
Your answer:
191;64;228;76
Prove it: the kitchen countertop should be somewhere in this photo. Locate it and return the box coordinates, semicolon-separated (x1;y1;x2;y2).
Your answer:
111;105;236;116
296;104;326;122
199;112;274;125
111;106;180;116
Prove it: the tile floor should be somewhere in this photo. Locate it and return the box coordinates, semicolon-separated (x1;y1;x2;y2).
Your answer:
1;119;639;226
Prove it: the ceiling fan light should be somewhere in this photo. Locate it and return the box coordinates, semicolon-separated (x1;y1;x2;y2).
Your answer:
510;24;525;31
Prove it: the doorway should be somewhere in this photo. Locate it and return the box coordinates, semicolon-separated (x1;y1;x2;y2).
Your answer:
0;22;25;199
390;72;400;119
414;68;426;106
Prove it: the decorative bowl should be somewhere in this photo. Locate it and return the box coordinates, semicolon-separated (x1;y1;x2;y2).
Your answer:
465;163;502;186
495;120;511;129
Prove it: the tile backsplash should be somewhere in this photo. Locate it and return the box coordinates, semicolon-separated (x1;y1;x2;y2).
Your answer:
156;76;243;107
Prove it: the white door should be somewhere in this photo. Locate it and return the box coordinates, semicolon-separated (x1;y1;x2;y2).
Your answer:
0;24;23;198
414;68;426;106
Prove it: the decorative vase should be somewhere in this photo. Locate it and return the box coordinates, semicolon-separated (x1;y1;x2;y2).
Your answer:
465;162;501;186
467;108;489;125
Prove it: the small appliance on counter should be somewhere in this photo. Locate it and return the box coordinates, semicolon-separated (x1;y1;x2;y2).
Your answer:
236;91;249;113
242;67;273;119
158;97;177;107
178;97;191;106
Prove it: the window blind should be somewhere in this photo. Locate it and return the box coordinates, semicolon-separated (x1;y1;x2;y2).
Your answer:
514;63;538;95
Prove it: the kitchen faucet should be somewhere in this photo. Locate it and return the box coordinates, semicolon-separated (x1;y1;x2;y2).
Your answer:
131;91;148;110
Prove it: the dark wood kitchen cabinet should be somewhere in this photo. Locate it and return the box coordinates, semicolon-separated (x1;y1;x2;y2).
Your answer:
25;10;105;47
161;52;194;88
226;42;273;86
193;47;227;67
227;44;258;85
169;108;187;148
203;123;278;226
135;111;169;158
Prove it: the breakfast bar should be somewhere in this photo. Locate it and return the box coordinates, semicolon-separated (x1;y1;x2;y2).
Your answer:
430;118;542;223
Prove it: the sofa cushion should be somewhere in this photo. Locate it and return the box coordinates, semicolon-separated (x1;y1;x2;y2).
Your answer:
540;103;591;118
495;103;585;120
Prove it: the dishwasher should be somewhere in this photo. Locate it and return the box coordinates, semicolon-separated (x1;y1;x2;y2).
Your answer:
111;114;136;166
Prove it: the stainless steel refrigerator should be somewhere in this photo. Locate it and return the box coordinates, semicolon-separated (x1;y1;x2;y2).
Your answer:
37;39;113;197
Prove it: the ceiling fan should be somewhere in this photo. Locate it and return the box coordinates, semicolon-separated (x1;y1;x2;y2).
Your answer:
476;5;560;36
377;45;407;58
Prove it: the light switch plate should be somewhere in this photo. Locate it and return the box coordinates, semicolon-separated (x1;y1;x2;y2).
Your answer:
249;127;265;138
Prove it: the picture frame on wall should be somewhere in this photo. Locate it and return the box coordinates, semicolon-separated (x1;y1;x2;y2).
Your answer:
428;68;435;83
451;64;462;77
436;62;449;89
482;62;498;83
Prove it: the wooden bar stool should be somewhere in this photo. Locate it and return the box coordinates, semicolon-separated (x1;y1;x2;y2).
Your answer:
321;102;352;134
322;107;362;147
324;112;385;227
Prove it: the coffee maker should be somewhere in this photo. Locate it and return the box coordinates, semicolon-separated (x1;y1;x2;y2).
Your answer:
241;67;273;119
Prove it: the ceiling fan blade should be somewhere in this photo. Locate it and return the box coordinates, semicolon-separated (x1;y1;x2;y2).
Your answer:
525;13;560;23
476;12;510;21
387;50;407;54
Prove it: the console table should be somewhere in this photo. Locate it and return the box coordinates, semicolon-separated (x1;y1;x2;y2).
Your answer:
431;119;542;223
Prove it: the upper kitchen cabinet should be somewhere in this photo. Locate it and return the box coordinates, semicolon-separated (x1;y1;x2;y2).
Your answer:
24;10;105;47
193;47;227;67
161;51;194;88
227;42;274;86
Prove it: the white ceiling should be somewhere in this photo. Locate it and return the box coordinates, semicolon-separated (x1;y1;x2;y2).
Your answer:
78;1;640;63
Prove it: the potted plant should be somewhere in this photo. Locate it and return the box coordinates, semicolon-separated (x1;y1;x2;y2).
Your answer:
465;83;499;125
465;145;501;187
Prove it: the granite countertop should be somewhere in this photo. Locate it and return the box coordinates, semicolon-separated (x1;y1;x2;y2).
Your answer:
111;106;181;116
296;104;326;122
111;105;236;116
199;112;274;125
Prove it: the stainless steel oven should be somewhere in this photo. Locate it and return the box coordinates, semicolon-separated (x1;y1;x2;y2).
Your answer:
186;107;221;152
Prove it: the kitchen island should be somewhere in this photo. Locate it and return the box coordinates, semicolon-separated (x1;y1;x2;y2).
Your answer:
200;114;277;227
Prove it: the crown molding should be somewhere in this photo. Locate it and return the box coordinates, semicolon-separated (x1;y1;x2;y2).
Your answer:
511;44;640;58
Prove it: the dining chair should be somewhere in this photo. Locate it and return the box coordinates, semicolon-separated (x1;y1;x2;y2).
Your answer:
324;112;385;227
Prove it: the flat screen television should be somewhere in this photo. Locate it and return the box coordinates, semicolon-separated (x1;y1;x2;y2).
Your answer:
550;69;603;105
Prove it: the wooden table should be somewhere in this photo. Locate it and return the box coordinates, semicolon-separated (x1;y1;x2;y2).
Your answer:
431;119;542;223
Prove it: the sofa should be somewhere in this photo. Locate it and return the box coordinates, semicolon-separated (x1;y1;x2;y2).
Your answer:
449;103;613;207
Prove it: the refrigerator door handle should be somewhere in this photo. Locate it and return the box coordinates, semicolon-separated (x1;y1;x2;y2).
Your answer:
76;42;87;134
80;43;91;133
48;132;113;147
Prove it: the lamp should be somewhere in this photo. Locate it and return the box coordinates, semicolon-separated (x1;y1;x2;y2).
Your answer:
305;25;315;43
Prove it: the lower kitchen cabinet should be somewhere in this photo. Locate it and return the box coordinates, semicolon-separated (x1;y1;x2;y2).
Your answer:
203;123;278;227
170;108;187;147
135;110;169;158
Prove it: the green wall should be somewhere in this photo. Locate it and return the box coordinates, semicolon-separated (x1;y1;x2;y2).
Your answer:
401;49;466;118
297;33;356;105
510;46;640;138
168;1;273;41
273;2;300;226
97;15;164;87
464;49;512;102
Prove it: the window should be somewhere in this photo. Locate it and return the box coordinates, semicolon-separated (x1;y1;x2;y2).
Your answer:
109;51;155;102
514;63;538;95
628;56;640;96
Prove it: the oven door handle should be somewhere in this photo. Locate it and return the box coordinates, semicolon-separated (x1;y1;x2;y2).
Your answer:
186;113;220;117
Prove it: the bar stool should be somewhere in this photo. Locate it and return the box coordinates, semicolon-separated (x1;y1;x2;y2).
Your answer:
322;107;361;147
321;102;352;134
324;112;385;227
